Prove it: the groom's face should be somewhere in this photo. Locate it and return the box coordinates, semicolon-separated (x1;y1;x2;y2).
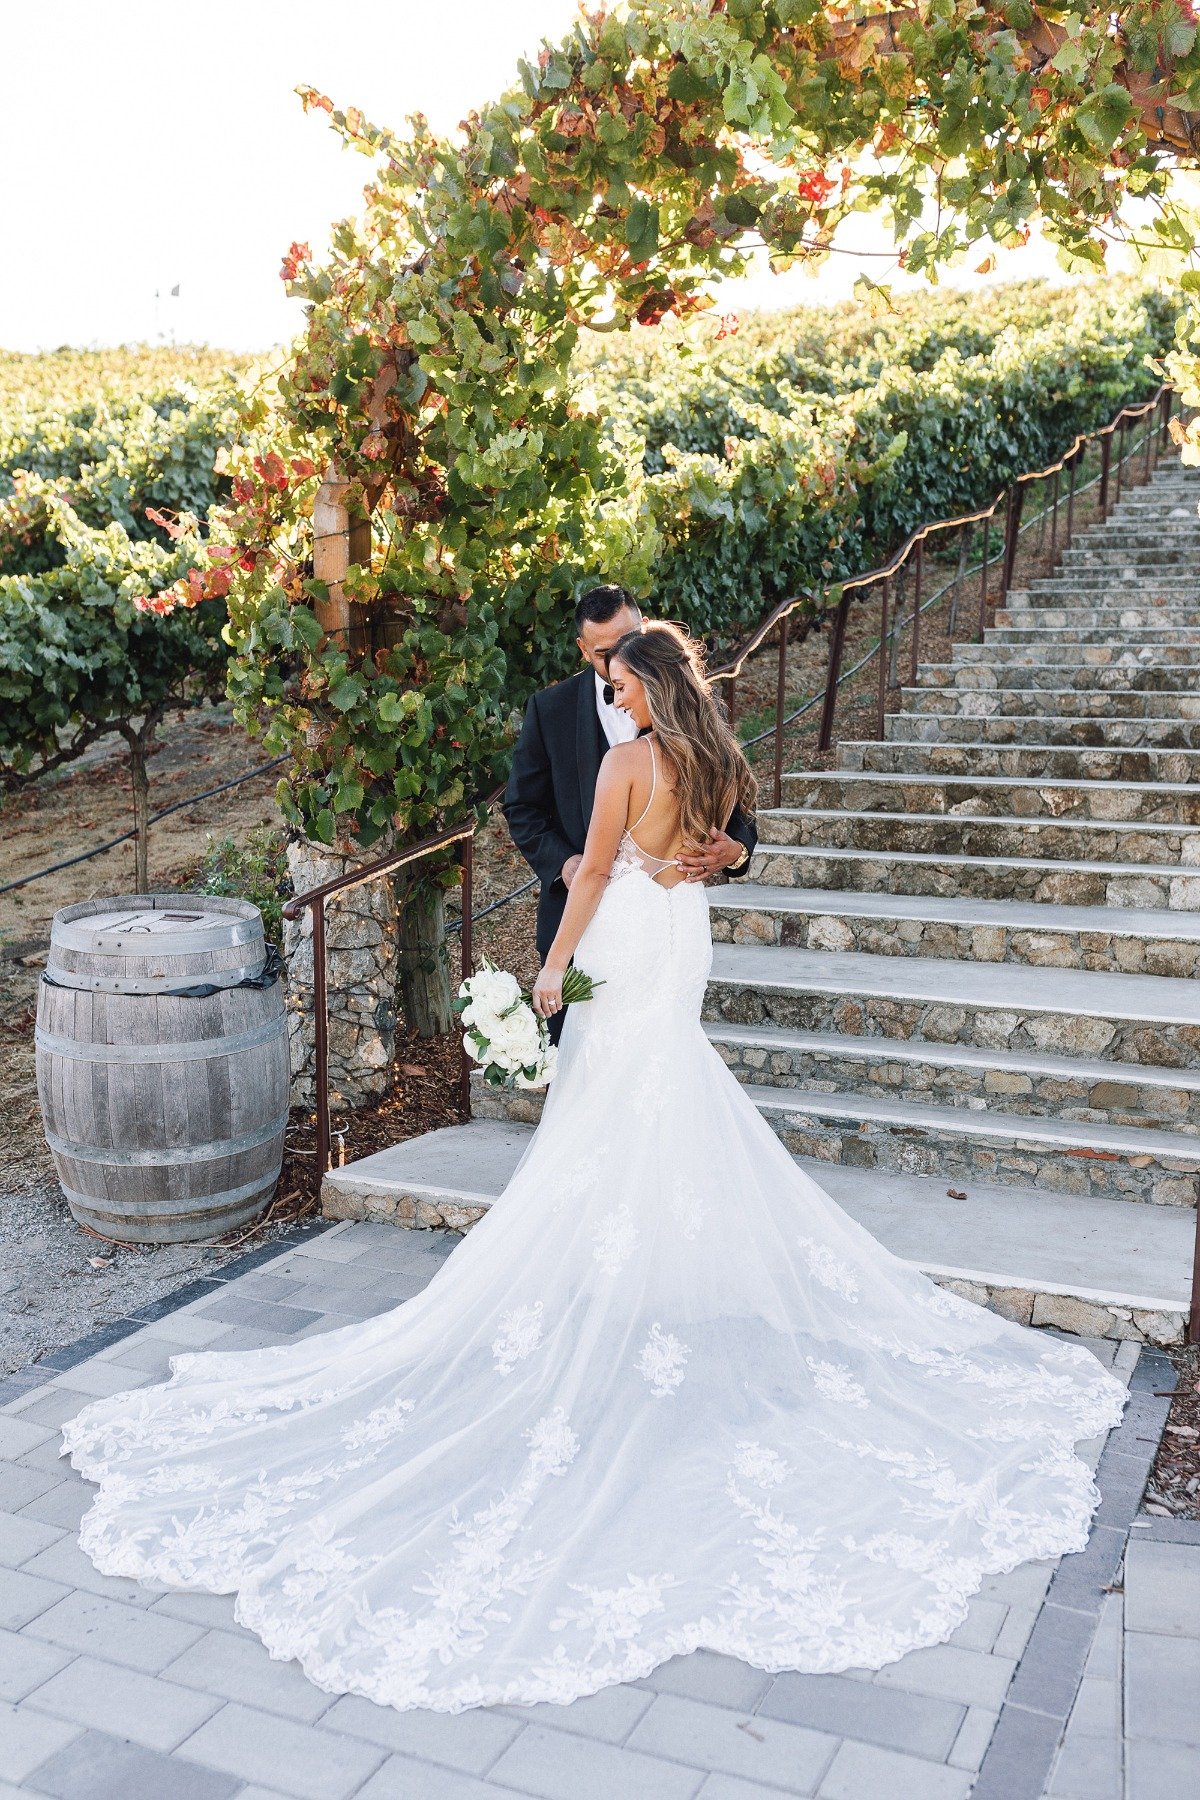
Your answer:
577;605;643;679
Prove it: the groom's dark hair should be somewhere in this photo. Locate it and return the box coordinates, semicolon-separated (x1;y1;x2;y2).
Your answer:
574;584;640;633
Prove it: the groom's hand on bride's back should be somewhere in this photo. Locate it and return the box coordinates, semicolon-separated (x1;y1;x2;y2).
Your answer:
676;826;750;883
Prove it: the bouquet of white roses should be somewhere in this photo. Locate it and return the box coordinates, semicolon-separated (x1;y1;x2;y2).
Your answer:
454;956;601;1090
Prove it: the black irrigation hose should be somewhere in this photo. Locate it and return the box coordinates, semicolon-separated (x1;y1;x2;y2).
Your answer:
0;757;289;899
445;875;538;935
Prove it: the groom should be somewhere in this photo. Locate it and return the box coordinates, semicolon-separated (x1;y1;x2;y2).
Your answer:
503;585;758;1037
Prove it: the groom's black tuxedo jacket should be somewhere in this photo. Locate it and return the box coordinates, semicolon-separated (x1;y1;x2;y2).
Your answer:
503;668;759;960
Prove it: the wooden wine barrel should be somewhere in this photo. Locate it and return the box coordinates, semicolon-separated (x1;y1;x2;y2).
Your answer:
35;895;290;1244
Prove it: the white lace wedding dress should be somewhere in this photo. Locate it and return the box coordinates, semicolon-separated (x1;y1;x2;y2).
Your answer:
61;830;1128;1716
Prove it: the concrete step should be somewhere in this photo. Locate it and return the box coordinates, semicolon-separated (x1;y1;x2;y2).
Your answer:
839;740;1200;783
914;664;1200;693
708;882;1200;976
758;803;1200;866
780;769;1200;825
1063;548;1200;568
987;622;1200;642
955;642;1200;666
1012;577;1200;598
321;1122;1193;1345
474;1066;1200;1207
1000;597;1200;619
701;941;1200;1074
748;840;1198;911
886;712;1200;748
901;687;1200;719
704;1018;1200;1134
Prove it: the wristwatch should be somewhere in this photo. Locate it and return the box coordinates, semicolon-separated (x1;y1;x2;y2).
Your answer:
728;841;751;873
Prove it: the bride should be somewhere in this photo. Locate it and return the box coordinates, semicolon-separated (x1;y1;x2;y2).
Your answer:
62;620;1127;1716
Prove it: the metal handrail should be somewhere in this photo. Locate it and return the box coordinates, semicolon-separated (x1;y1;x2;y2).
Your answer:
281;789;503;1176
707;385;1174;775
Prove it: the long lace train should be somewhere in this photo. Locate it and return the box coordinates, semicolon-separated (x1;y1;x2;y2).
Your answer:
61;868;1127;1714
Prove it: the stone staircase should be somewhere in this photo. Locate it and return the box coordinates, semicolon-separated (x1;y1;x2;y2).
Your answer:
324;458;1200;1346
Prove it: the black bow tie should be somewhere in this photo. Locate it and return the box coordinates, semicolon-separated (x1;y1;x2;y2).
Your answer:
602;682;615;706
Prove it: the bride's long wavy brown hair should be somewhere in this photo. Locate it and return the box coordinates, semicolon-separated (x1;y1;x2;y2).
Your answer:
608;621;757;847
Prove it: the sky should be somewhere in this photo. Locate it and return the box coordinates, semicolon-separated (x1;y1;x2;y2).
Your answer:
0;0;1127;357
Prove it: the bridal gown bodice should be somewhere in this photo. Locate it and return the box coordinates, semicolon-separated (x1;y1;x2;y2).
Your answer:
61;855;1127;1715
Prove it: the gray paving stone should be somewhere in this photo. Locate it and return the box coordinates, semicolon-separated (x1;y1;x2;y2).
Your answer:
946;1598;1007;1653
758;1670;964;1759
1123;1538;1200;1638
0;1563;70;1630
871;1643;1016;1710
100;1336;190;1376
353;1752;524;1799
17;1481;96;1531
817;1738;973;1800
991;1605;1039;1662
0;1625;73;1702
970;1702;1065;1800
976;1561;1056;1609
633;1648;774;1711
945;1704;998;1771
321;1688;523;1769
1124;1631;1200;1745
177;1702;386;1800
149;1589;241;1631
1003;1601;1096;1719
24;1652;223;1750
0;1415;54;1459
1082;1592;1123;1681
1046;1728;1121;1799
625;1691;838;1790
26;1724;240;1799
497;1678;655;1742
162;1629;339;1723
47;1362;155;1399
137;1314;229;1346
24;1588;206;1673
0;1460;60;1512
19;1533;167;1607
694;1780;806;1799
0;1698;82;1783
0;1509;62;1570
487;1718;709;1800
195;1296;323;1334
1126;1736;1200;1798
1065;1675;1120;1735
4;1387;92;1430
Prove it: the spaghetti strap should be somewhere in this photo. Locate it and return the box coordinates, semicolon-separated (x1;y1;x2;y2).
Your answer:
628;736;657;833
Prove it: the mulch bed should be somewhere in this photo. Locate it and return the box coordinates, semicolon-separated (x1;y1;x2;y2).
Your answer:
1145;1343;1200;1520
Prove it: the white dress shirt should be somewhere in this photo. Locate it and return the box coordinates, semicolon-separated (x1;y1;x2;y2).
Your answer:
595;671;640;747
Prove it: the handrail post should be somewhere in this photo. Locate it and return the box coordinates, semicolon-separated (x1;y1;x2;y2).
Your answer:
727;675;738;734
773;614;789;808
1099;433;1112;519
1050;467;1060;562
311;899;331;1180
1067;449;1078;540
459;837;474;1113
977;517;991;638
1144;404;1154;480
1115;417;1126;504
817;592;851;753
1161;387;1173;448
1001;484;1025;597
876;576;891;741
909;538;924;685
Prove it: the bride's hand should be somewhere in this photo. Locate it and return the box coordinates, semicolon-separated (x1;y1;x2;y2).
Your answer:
531;965;566;1018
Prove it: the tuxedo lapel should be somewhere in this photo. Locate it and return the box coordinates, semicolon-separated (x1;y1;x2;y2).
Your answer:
575;671;604;830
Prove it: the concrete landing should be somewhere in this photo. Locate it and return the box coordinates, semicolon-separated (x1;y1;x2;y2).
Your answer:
321;1121;1193;1342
